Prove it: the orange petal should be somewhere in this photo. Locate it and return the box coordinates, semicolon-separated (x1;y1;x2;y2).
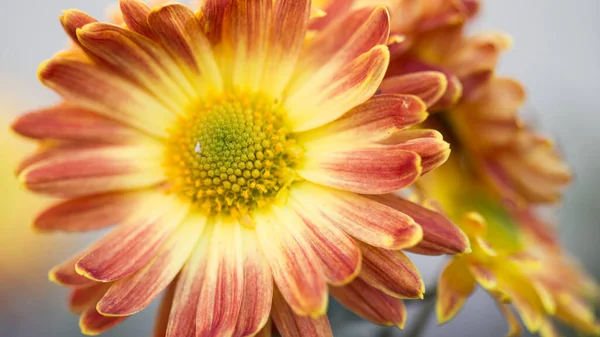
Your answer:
290;183;423;250
255;206;328;317
330;277;407;328
148;3;222;92
286;45;390;132
38;57;177;138
379;72;448;108
60;9;97;47
359;242;424;299
166;219;212;337
80;308;127;335
77;22;195;111
298;94;428;145
200;0;229;44
119;0;156;39
49;252;96;288
19;144;164;198
196;219;244;337
298;144;421;194
288;197;362;285
76;194;189;282
233;227;273;337
33;190;148;232
367;194;470;255
437;258;476;324
261;0;310;97
69;284;110;314
271;287;333;337
11;103;142;143
97;213;205;316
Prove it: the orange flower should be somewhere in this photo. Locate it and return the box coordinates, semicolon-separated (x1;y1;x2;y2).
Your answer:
12;1;468;336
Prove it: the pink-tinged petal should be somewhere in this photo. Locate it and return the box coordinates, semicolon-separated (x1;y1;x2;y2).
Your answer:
260;0;310;97
153;281;177;337
379;72;448;108
255;206;328;317
298;94;428;145
19;144;164;198
11;103;143;143
165;215;211;337
358;242;424;299
288;198;361;285
38;58;178;138
286;45;390;132
330;277;407;328
148;4;222;92
80;308;127;336
468;261;498;290
298;6;389;77
271;288;333;337
97;214;204;316
298;144;421;195
77;23;195;111
60;10;97;47
367;194;470;255
69;284;110;314
76;194;189;282
290;183;423;250
233;227;273;337
49;252;96;288
119;0;155;39
437;258;476;324
33;190;148;232
309;0;353;29
380;129;450;174
225;0;273;90
447;32;512;79
196;218;244;337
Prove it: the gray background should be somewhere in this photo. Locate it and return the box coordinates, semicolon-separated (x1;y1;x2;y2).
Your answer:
0;0;598;336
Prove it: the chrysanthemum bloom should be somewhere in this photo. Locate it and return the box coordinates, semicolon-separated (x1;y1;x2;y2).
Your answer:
314;0;596;335
12;0;470;336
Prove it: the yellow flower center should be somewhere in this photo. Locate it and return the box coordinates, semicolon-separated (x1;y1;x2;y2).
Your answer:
164;93;302;217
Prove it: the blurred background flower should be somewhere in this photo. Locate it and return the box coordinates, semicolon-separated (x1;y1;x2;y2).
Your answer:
1;1;599;337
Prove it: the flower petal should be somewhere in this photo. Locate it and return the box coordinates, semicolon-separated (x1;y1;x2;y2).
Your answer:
19;144;164;198
49;252;96;288
38;57;177;138
260;0;310;97
287;197;362;285
80;308;127;335
436;258;476;324
271;288;333;337
196;218;244;337
199;0;229;43
367;194;470;255
285;45;390;132
60;10;97;47
330;277;407;328
297;94;428;145
358;242;424;299
76;194;189;282
148;3;222;92
77;22;196;112
298;144;421;195
290;183;423;250
33;190;148;232
379;72;448;108
166;215;212;337
11;103;143;144
255;206;328;317
233;227;273;337
97;214;204;316
119;0;156;39
69;284;110;314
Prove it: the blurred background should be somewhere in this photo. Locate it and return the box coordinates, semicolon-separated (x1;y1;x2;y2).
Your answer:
0;0;598;336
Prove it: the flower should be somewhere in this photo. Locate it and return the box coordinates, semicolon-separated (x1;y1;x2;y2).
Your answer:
315;0;597;336
12;0;469;336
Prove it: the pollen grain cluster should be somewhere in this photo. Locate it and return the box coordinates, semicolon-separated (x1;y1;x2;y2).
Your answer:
164;93;302;218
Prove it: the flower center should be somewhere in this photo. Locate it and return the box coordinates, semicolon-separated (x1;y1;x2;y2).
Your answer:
164;93;302;218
